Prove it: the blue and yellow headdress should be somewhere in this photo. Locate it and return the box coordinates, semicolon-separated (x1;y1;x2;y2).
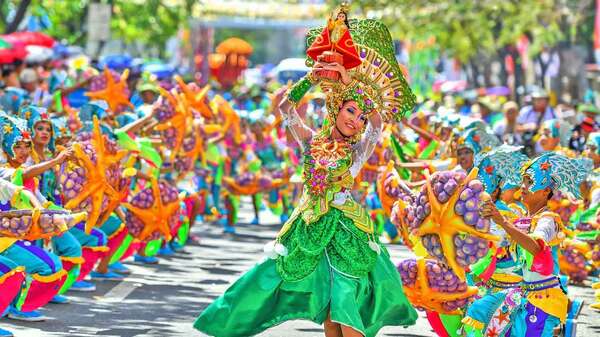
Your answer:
77;101;115;139
475;144;528;194
0;87;29;114
523;152;592;199
79;101;108;123
52;116;73;140
456;124;500;155
0;113;31;159
19;105;55;153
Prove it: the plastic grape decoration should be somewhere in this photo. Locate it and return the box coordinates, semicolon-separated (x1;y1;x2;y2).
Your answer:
397;169;498;280
125;179;180;241
161;127;178;149
397;258;478;314
0;209;87;240
559;239;590;284
235;172;254;187
153;96;175;123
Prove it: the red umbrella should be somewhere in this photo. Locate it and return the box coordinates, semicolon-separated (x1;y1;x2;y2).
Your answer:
0;38;27;64
2;32;55;48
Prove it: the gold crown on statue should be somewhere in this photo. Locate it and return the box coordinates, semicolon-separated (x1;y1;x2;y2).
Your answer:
338;1;350;14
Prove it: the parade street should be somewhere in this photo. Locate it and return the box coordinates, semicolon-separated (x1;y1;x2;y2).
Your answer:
3;200;599;337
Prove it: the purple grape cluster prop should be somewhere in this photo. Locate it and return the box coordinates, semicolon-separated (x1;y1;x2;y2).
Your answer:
399;170;495;280
126;180;180;240
161;127;178;149
397;258;477;314
235;172;254;186
182;134;196;152
60;166;86;200
258;175;273;189
158;181;179;204
89;69;122;92
153;97;175;122
174;156;193;173
383;171;411;201
0;209;83;239
560;245;589;283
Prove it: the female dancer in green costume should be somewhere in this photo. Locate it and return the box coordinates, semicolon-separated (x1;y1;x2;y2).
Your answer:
194;17;418;337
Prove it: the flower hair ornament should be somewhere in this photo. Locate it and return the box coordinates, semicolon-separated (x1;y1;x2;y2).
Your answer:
522;152;592;199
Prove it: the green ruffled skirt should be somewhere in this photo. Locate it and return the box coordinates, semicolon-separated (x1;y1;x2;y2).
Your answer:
193;209;418;337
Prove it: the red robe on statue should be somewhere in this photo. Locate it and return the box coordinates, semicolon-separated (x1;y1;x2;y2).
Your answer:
306;26;362;70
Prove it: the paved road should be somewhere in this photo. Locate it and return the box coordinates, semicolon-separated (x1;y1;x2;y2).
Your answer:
2;199;599;337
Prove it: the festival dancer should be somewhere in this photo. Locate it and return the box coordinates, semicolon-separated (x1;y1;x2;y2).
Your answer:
461;145;528;337
194;14;418;337
480;152;591;337
21;106;110;296
0;114;68;322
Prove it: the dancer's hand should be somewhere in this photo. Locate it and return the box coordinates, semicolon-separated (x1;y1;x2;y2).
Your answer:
479;199;503;225
313;61;351;85
56;147;74;163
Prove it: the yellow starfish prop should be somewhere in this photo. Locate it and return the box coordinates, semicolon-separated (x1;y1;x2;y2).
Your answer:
402;258;479;315
174;75;213;119
416;168;500;281
85;68;134;113
377;161;399;216
64;117;127;233
156;87;194;162
123;178;180;241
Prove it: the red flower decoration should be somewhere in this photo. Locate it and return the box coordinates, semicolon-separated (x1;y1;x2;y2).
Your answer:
540;162;551;170
472;134;481;142
485;165;494;174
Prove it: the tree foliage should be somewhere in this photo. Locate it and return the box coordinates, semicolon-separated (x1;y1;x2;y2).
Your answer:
345;0;595;62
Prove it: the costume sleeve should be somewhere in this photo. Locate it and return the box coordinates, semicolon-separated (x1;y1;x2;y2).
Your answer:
525;215;557;276
532;216;557;244
282;75;318;151
281;106;314;152
349;122;383;178
0;167;16;181
0;178;22;204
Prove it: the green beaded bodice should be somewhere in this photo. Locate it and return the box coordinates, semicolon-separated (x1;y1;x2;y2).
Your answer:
278;136;374;239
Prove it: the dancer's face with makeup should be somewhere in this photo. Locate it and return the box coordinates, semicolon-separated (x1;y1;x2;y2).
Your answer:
335;101;367;138
33;121;52;147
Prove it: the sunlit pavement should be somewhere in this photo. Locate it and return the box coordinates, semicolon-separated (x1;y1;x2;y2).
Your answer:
2;198;598;337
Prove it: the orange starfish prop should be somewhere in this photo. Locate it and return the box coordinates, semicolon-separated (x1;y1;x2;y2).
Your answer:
402;258;478;315
64;117;127;233
211;95;242;144
416;168;500;281
176;122;206;179
174;75;213;119
391;199;415;250
85;68;134;113
377;161;399;216
156;87;194;162
123;178;180;241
